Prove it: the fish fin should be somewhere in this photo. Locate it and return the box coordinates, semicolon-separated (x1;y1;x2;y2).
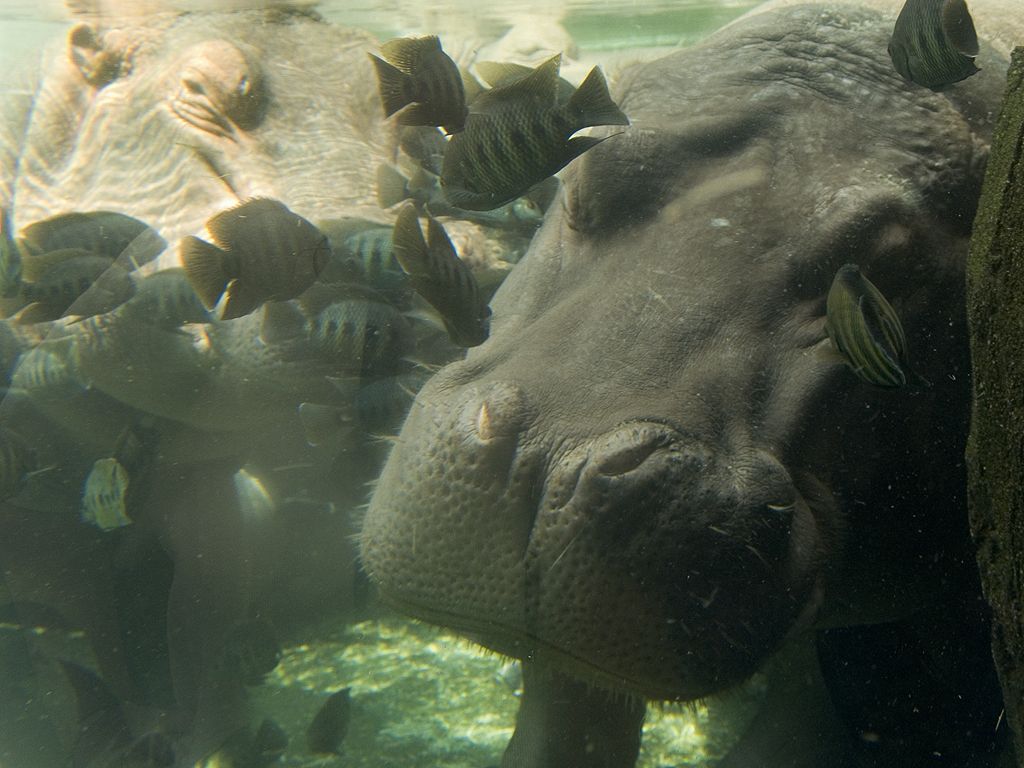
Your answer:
59;660;133;767
471;54;562;114
260;300;308;345
425;215;459;265
12;302;59;325
460;66;487;105
474;60;533;88
298;403;355;447
369;54;413;118
379;35;442;73
395;102;444;127
180;236;231;309
402;304;447;331
392;203;430;277
565;134;610;161
569;67;629;127
220;279;261;320
376;163;411;208
941;0;979;56
326;375;360;398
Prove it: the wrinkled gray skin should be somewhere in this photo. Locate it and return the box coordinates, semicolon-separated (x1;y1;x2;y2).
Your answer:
0;6;407;767
362;4;1016;766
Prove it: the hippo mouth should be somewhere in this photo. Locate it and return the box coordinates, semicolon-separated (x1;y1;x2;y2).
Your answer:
361;380;834;701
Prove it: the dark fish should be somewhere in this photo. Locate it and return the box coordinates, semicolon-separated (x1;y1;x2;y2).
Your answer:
0;207;22;298
377;163;545;234
123;732;175;768
306;687;352;755
19;210;165;269
340;225;409;298
253;718;288;763
311;297;415;377
59;660;133;768
18;251;135;321
441;55;629;211
399;125;449;175
355;371;430;432
392;203;491;347
888;0;980;90
181;198;330;320
117;268;211;327
369;36;468;133
222;617;282;685
0;427;38;500
825;263;909;388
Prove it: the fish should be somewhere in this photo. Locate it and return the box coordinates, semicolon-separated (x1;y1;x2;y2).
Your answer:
355;371;430;433
306;687;352;755
222;617;282;686
339;225;409;298
181;198;331;320
399;125;449;175
116;268;211;327
824;263;910;388
81;457;133;531
18;251;136;321
0;207;22;298
369;35;468;134
391;203;491;347
441;55;629;211
0;427;38;501
79;424;157;534
377;163;546;234
18;210;165;270
253;718;288;763
10;340;81;394
888;0;980;90
310;296;416;377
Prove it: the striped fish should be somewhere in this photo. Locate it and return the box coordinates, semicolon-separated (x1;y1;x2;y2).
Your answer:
369;36;467;134
825;264;909;388
888;0;979;90
392;203;491;347
440;55;628;211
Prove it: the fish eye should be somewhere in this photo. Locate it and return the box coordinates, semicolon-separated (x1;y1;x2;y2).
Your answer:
237;75;251;97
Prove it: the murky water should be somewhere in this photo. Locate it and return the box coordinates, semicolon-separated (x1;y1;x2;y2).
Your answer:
1;0;1012;767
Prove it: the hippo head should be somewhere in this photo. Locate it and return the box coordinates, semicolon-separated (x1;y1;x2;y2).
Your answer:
361;6;1000;701
4;5;391;248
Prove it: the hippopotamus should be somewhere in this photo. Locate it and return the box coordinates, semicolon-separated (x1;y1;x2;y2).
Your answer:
360;1;1024;765
0;4;449;765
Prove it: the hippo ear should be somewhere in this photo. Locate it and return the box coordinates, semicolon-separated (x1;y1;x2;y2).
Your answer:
68;23;125;88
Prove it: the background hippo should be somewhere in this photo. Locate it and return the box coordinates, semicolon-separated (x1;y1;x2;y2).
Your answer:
360;1;1024;765
0;3;481;766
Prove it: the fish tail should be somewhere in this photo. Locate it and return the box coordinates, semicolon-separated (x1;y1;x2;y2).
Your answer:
569;67;629;127
376;164;411;208
369;54;413;118
391;203;429;277
181;235;231;309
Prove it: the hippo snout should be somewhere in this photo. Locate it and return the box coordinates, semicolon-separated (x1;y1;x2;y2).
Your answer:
361;378;831;701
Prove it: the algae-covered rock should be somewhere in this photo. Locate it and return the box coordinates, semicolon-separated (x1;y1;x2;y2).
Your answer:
967;45;1024;765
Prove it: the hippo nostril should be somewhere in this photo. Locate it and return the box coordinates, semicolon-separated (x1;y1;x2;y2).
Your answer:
183;78;205;95
596;441;662;476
